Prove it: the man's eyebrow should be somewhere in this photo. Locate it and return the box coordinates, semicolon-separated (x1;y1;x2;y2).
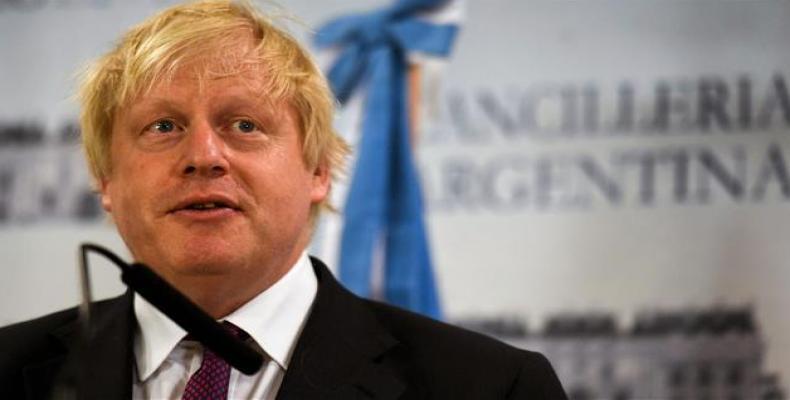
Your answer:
124;95;281;121
214;95;281;117
119;99;186;130
127;98;181;113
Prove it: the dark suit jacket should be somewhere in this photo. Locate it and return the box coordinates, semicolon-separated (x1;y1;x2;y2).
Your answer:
0;258;567;399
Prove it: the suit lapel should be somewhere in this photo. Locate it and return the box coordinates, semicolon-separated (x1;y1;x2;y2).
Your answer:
77;291;136;399
23;292;136;400
277;258;413;400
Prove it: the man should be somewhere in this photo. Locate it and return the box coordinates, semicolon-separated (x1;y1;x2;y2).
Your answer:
0;1;566;399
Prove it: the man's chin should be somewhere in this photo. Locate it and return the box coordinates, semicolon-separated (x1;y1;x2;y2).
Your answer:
152;248;247;279
174;263;230;277
173;253;245;275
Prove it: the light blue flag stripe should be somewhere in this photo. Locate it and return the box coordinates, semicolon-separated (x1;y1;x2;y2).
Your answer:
315;0;459;319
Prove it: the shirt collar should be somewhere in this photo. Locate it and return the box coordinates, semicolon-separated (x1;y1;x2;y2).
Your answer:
133;252;318;381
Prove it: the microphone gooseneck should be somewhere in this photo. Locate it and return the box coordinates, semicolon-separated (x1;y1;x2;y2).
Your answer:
79;243;264;375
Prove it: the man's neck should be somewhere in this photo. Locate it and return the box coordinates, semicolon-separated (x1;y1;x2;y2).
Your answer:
165;251;305;319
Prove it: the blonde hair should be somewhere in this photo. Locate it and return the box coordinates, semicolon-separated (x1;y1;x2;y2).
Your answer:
78;0;348;217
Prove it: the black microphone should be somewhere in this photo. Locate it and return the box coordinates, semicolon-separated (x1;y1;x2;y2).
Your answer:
79;243;263;375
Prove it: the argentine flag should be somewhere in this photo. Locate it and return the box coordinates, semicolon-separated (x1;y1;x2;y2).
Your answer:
311;0;463;320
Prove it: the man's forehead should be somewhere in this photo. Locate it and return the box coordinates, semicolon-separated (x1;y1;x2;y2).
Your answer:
154;62;269;94
134;28;272;94
128;54;281;108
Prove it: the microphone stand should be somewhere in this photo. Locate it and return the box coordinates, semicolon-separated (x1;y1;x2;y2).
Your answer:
74;243;263;394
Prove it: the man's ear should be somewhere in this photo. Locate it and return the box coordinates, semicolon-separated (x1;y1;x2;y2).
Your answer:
99;178;113;213
310;163;331;203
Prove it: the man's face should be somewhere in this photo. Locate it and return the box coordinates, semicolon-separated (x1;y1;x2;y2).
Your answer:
100;45;329;293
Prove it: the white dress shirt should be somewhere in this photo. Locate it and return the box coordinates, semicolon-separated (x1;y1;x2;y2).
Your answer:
132;252;317;399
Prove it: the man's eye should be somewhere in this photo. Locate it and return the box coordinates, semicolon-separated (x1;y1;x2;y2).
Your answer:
232;119;258;134
147;120;176;134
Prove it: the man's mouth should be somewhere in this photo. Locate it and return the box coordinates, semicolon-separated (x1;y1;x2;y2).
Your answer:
170;195;242;217
185;202;232;211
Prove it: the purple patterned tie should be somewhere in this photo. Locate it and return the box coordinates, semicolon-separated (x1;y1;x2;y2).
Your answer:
181;322;249;400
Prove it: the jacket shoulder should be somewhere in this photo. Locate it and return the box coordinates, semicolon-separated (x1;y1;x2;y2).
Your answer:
0;306;79;398
0;307;79;364
365;301;567;399
367;300;522;360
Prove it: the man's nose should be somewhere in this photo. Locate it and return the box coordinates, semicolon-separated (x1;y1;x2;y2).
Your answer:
181;121;229;178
